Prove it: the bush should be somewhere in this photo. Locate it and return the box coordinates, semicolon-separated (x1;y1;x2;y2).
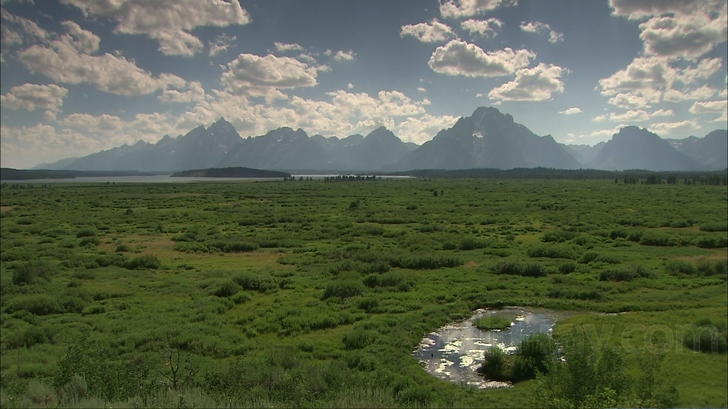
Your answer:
682;321;727;353
5;295;60;315
232;274;279;293
79;237;100;247
558;261;577;274
480;346;508;381
512;333;557;381
323;281;364;299
342;329;376;350
125;254;161;270
528;244;578;260
76;228;96;238
699;223;728;232
639;233;675;247
390;255;462;270
580;252;599;264
357;297;379;312
665;259;696;275
12;260;57;285
695;236;728;249
696;259;727;277
213;281;240;298
599;265;651;282
491;260;547;277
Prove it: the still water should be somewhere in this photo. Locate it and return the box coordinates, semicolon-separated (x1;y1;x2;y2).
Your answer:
412;308;557;389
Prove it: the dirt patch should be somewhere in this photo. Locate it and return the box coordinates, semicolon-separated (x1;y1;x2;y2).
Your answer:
0;206;12;213
464;261;479;268
676;251;728;262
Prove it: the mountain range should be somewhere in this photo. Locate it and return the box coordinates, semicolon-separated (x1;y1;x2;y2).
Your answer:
36;107;727;172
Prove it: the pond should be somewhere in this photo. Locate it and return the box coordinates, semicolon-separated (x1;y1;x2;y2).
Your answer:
413;308;564;389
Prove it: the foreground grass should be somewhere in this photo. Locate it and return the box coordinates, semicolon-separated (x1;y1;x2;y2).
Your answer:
0;178;726;407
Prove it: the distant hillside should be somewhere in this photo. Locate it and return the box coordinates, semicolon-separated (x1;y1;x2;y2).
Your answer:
387;107;580;171
171;167;291;178
1;168;158;180
589;126;702;171
666;130;727;170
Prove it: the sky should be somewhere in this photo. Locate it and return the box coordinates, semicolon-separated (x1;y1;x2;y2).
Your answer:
1;0;726;169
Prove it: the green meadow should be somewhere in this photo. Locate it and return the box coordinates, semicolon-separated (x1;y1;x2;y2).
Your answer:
0;178;726;408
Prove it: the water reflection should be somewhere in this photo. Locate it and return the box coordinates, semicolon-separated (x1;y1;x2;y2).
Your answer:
412;308;554;389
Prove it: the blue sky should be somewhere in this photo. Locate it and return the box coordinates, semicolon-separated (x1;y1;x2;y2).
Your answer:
1;0;726;168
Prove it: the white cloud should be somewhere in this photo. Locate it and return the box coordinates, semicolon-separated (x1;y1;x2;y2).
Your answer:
638;13;727;59
651;109;674;117
62;113;124;132
689;99;728;122
221;53;319;95
60;0;251;56
396;114;459;144
274;42;304;53
592;114;608;122
663;85;717;102
17;24;186;96
609;109;650;122
461;18;502;37
400;19;455;43
334;50;356;62
347;83;354;89
648;119;702;134
429;40;534;77
488;63;566;101
209;33;236;57
520;21;564;43
609;0;717;19
1;9;49;43
598;56;721;108
60;21;100;53
559;107;582;115
1;83;67;111
440;0;517;19
159;81;206;103
417;87;426;92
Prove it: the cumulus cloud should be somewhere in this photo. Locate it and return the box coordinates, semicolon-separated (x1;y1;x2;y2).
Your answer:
221;53;320;97
598;56;721;108
488;63;566;101
440;0;517;19
400;19;455;43
689;99;728;122
1;83;68;111
60;21;100;53
609;109;651;122
397;114;459;144
60;0;251;56
559;107;582;115
609;0;722;20
18;36;186;96
158;81;206;103
429;40;534;77
519;21;564;43
663;85;718;102
334;50;356;62
209;33;236;56
461;18;502;37
592;114;608;122
647;119;701;134
1;9;49;44
274;42;304;53
62;113;124;132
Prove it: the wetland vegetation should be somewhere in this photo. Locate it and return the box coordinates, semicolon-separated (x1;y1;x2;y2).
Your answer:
0;178;726;407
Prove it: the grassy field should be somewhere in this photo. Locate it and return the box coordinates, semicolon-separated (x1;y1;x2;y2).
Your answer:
0;178;726;408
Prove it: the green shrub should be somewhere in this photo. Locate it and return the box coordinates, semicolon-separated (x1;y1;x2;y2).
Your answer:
357;297;379;312
213;281;240;298
699;223;728;232
79;237;100;247
231;292;250;304
76;228;96;238
639;233;675;247
125;254;161;270
665;259;696;275
682;321;727;353
558;261;577;274
5;295;60;315
511;333;557;381
115;244;131;252
580;252;599;264
696;259;727;277
695;236;728;249
323;281;364;299
491;260;547;277
527;244;578;259
232;274;279;293
390;255;462;270
7;325;56;348
342;329;375;350
12;260;57;285
599;265;651;282
480;346;508;381
475;316;512;330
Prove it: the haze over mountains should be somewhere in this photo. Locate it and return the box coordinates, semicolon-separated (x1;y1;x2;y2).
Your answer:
36;107;727;173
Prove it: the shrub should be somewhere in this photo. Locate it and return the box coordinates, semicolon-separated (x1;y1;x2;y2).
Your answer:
12;260;57;285
76;228;96;238
23;380;57;407
639;233;675;247
665;259;696;275
558;261;577;274
231;292;250;304
323;281;364;299
213;281;240;298
695;236;728;249
5;295;60;315
475;316;512;330
342;329;375;350
125;254;160;270
232;274;279;293
682;321;727;353
511;333;557;381
115;244;131;252
580;252;599;264
599;265;651;282
7;325;55;348
357;297;379;312
696;259;727;277
527;244;578;260
390;255;462;270
491;260;547;277
699;223;728;232
480;346;508;381
79;237;100;247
